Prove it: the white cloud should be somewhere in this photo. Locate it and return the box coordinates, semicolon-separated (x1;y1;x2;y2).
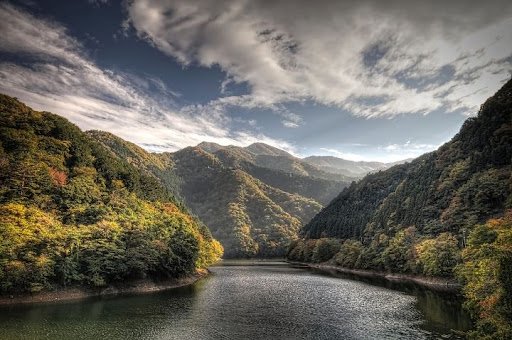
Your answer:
282;120;299;128
126;0;512;118
319;148;369;162
317;139;439;163
0;3;293;154
380;141;440;160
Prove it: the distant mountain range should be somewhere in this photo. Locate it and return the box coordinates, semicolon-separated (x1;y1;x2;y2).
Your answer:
303;156;412;177
200;142;412;179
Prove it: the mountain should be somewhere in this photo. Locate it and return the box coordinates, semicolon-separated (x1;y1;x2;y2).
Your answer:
300;80;512;241
303;155;412;177
166;144;353;257
195;142;351;204
87;130;182;199
88;133;351;257
0;94;222;294
197;142;354;183
245;142;293;157
168;147;323;257
288;79;512;337
89;136;330;258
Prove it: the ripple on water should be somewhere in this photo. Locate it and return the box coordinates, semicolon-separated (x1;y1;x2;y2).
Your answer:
0;262;468;340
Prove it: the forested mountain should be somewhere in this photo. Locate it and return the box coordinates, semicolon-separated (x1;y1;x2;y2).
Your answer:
168;144;355;257
0;94;222;294
195;142;350;204
198;142;405;184
168;147;323;257
88;129;352;257
303;155;412;177
197;142;354;183
87;130;182;199
90;135;328;258
288;79;512;338
301;80;512;241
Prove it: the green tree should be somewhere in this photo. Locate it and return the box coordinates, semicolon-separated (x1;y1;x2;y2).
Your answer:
312;238;340;263
457;212;512;339
416;232;460;277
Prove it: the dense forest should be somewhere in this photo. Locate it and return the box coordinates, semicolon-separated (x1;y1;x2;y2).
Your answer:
0;94;223;295
195;141;351;204
91;134;349;258
288;79;512;338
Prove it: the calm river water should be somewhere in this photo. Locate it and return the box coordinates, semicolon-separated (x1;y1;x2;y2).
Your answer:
0;261;471;339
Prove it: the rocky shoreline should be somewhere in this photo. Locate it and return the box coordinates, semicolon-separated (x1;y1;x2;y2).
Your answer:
291;262;461;292
0;269;208;306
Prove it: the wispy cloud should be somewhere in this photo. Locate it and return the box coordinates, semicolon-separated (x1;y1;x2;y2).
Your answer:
379;141;440;160
126;0;512;119
0;2;294;153
319;148;370;162
317;139;439;162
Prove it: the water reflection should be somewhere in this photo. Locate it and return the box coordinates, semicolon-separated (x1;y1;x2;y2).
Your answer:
307;266;472;334
0;261;471;339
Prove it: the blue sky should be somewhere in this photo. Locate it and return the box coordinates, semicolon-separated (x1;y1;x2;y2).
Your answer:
0;0;511;162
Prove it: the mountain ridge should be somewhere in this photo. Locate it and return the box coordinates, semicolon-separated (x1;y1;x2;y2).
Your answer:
90;131;329;258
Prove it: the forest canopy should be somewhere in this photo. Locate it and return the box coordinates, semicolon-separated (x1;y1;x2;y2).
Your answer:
0;94;222;294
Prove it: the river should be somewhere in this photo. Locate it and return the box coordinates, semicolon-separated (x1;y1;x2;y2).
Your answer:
0;260;471;339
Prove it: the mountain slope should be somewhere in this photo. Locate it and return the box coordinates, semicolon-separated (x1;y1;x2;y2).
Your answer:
195;143;351;204
161;147;323;258
87;130;182;198
301;79;512;241
89;136;325;258
0;94;222;294
289;79;512;339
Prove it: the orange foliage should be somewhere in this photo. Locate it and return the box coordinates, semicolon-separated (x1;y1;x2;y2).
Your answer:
48;168;67;186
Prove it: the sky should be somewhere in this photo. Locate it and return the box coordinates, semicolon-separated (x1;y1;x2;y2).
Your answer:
0;0;511;162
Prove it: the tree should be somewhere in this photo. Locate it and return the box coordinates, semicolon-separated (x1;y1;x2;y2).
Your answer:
312;238;340;263
334;240;363;269
457;212;512;339
416;232;460;277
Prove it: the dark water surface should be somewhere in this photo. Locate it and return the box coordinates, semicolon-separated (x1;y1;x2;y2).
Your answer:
0;261;471;339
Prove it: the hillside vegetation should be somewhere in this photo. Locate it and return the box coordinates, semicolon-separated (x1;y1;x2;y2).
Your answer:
0;95;222;294
288;79;512;338
90;131;353;258
197;142;351;204
169;147;323;257
90;135;326;258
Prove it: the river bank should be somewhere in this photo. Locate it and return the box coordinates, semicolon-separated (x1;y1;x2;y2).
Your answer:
0;261;471;339
0;269;208;306
290;262;461;292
